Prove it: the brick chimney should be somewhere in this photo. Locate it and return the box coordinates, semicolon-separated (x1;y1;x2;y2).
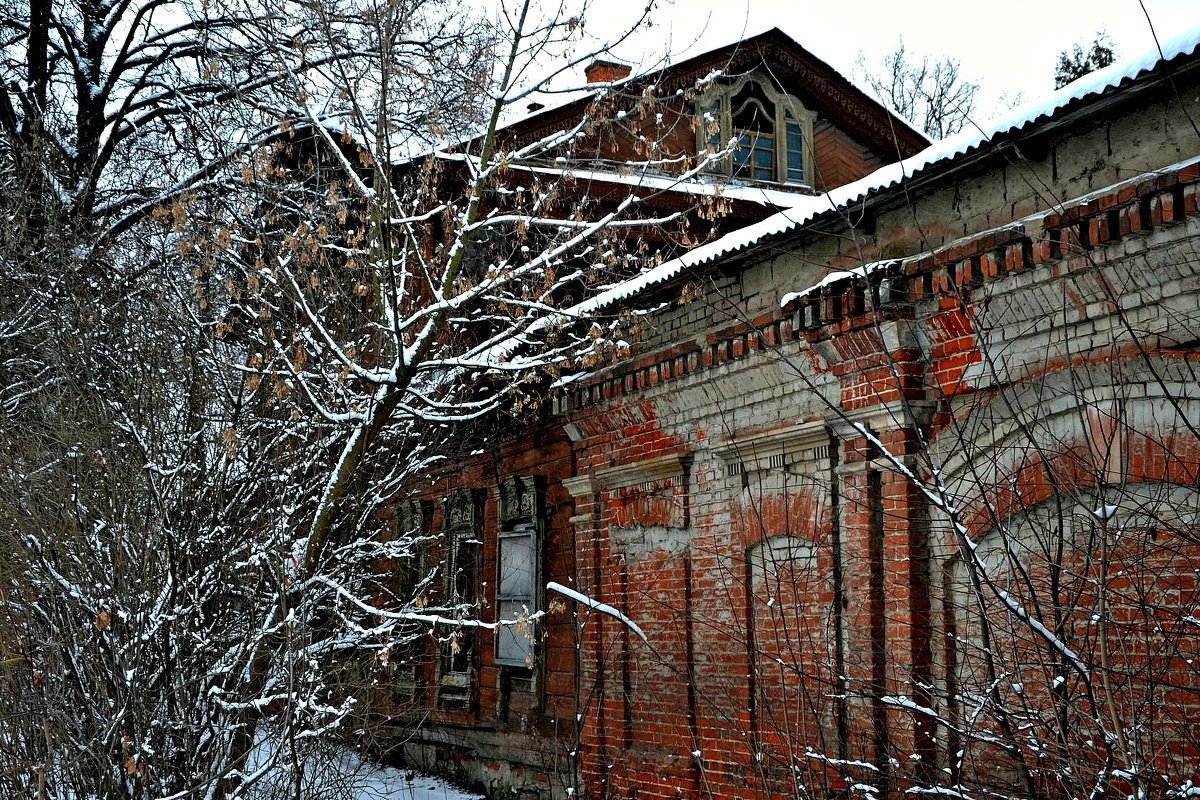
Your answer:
584;59;632;85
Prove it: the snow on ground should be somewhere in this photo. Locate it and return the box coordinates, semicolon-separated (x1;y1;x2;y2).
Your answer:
246;729;483;800
346;766;483;800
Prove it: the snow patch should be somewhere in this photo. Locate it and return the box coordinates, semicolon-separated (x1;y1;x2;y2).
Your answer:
504;163;814;208
548;581;647;641
246;727;483;799
780;260;897;308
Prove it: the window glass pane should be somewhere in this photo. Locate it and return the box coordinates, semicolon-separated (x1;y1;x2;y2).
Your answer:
754;138;773;179
735;133;772;180
701;98;722;170
498;533;533;597
785;121;804;182
497;598;533;663
786;124;802;151
453;541;479;604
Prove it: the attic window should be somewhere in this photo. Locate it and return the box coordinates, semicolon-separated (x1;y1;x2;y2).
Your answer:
731;82;775;181
698;75;814;186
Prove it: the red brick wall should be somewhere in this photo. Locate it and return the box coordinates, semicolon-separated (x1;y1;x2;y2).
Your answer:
375;420;586;795
554;155;1200;799
393;74;1200;800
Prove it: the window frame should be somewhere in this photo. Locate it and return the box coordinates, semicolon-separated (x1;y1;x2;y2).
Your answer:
436;487;484;708
495;521;538;666
697;73;816;187
494;476;544;669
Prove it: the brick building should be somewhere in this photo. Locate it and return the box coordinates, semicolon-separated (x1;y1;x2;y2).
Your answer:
384;25;1200;800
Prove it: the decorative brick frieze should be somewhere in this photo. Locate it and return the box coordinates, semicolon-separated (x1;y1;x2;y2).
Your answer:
553;158;1200;420
592;451;692;493
711;420;831;478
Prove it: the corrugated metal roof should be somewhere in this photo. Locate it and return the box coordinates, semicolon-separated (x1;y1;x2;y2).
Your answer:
578;23;1200;311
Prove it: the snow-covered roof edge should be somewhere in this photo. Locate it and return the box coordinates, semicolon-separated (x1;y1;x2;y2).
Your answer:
499;25;928;145
580;22;1200;311
504;163;817;208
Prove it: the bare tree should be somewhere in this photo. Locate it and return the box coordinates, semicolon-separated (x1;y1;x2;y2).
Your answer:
0;0;727;796
856;40;978;139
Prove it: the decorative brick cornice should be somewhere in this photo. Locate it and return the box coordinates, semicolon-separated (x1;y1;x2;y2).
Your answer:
712;420;830;476
554;157;1200;415
785;158;1200;337
592;452;692;493
553;309;800;415
827;400;937;440
562;474;601;499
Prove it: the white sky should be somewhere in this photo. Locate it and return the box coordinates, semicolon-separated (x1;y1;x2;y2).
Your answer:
573;0;1200;124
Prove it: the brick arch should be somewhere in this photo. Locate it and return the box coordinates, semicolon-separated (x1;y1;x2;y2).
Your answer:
954;425;1200;542
921;362;1200;795
730;482;828;550
925;360;1200;545
938;480;1200;797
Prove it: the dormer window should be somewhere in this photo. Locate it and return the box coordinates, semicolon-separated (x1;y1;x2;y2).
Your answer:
698;75;815;186
731;81;775;180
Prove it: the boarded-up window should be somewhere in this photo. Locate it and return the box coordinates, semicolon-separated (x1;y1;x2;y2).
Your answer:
438;488;482;708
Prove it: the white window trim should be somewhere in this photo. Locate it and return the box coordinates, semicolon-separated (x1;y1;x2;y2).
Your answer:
495;520;538;667
494;476;544;669
696;73;816;187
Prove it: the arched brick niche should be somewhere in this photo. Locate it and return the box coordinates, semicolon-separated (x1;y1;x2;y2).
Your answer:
920;364;1200;797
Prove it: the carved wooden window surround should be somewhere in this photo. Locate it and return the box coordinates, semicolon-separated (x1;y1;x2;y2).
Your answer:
697;73;816;186
393;498;431;704
437;487;483;709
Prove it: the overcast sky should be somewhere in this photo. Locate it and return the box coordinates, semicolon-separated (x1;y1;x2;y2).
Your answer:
572;0;1200;124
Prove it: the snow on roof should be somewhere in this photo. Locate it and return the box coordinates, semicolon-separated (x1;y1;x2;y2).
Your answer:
497;25;921;140
778;259;898;309
572;198;828;312
504;163;816;208
580;22;1200;310
496;85;599;131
